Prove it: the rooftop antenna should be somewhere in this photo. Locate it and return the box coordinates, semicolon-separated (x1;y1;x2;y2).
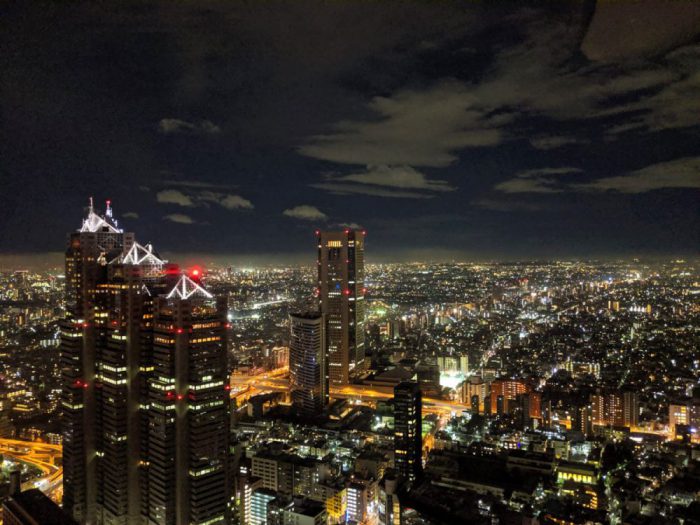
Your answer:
89;196;94;213
105;199;113;218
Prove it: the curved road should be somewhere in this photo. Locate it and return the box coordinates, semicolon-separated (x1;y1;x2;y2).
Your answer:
0;438;62;502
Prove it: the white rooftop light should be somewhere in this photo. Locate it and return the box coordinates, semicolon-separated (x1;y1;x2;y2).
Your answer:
166;273;213;300
117;242;167;266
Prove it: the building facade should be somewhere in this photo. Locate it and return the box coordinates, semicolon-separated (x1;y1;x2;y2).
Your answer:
317;230;366;384
393;381;423;485
289;312;328;416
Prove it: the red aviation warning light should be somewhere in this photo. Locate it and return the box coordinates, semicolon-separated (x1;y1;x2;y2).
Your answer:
344;289;351;296
188;265;204;279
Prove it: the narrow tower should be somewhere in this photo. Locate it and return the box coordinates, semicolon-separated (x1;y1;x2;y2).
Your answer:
393;381;423;485
317;229;366;384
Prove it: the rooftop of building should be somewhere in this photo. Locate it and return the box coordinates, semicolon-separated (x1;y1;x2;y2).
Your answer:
290;311;323;320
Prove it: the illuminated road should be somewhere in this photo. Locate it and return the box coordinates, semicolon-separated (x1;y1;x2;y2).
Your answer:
230;370;471;415
0;438;62;502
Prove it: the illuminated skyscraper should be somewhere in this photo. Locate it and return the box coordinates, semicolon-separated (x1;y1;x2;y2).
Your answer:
317;230;366;384
61;202;230;525
289;312;328;416
393;381;422;485
61;200;134;523
143;275;230;525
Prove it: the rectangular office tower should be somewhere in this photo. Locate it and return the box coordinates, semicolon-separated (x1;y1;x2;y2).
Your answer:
289;312;328;416
60;202;230;525
317;230;366;384
393;381;423;485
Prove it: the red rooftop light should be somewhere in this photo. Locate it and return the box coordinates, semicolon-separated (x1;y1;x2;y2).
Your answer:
176;328;184;334
344;229;350;234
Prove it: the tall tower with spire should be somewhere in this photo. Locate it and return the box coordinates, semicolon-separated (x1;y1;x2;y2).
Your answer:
61;199;134;524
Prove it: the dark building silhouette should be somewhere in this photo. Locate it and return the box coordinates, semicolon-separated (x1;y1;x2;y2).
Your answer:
393;381;423;485
3;489;78;525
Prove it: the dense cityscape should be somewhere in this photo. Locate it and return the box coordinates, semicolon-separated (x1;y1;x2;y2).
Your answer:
0;203;697;524
3;2;700;524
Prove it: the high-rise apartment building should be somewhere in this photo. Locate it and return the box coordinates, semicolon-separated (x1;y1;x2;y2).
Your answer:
317;230;366;384
489;379;528;415
61;202;230;525
393;381;422;485
289;312;328;416
590;390;638;428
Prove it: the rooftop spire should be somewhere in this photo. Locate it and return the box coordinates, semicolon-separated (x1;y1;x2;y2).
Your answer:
79;198;122;233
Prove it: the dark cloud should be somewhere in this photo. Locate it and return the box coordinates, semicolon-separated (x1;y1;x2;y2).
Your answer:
575;157;700;193
529;135;588;150
158;118;221;135
494;168;582;194
1;2;698;258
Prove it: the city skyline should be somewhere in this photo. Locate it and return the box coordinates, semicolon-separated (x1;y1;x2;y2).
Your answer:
2;3;699;259
0;2;699;524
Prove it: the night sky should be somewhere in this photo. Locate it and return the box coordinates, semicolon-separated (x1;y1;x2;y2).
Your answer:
2;1;699;263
